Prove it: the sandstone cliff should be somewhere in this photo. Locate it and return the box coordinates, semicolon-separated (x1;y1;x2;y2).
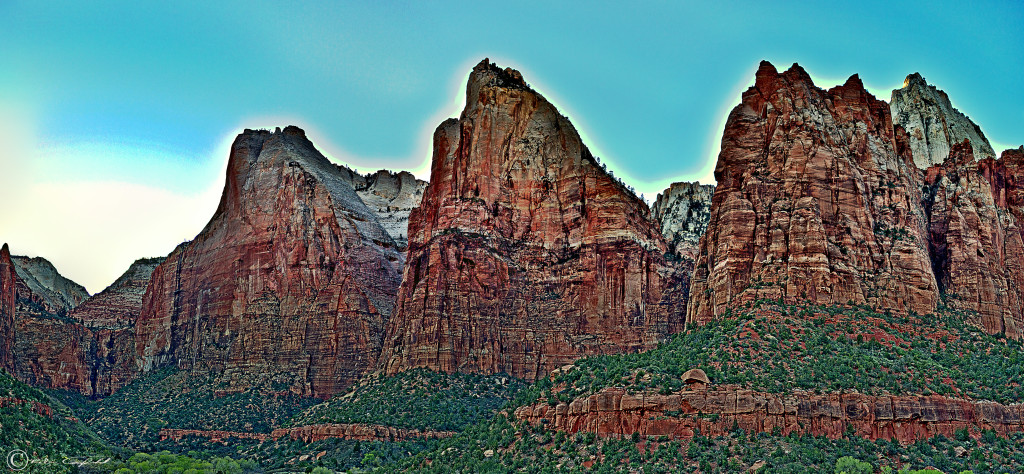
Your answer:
687;61;939;326
925;142;1024;339
135;126;404;398
0;244;16;371
379;59;686;380
891;73;995;168
515;386;1024;445
652;182;714;259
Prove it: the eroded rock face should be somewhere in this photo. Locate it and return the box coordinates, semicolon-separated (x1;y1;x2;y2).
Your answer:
891;73;995;168
925;142;1024;339
10;255;89;315
341;169;427;251
135;126;404;398
515;387;1024;445
687;61;939;326
0;244;17;371
379;60;686;380
652;182;714;259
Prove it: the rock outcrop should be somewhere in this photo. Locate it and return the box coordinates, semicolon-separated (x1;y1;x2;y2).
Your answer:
925;142;1024;339
687;61;939;326
379;59;686;380
891;73;995;168
515;387;1024;445
135;126;404;398
340;169;427;251
10;255;89;315
652;182;714;259
0;244;16;371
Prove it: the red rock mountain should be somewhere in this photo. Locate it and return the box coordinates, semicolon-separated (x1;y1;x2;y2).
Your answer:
135;126;404;398
688;61;939;326
379;60;686;379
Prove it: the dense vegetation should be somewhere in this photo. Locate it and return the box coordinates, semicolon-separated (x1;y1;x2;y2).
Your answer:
290;368;528;431
517;302;1024;407
0;369;117;473
389;413;1021;473
50;366;319;451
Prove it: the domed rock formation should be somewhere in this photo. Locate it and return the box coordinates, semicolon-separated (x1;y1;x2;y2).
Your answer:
652;182;714;260
379;59;687;380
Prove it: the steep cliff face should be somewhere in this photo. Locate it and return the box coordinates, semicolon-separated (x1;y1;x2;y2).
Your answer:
688;61;939;326
10;255;89;315
379;60;686;380
515;387;1024;445
340;169;427;251
891;73;995;168
10;263;94;394
135;126;404;398
0;244;16;371
925;142;1024;339
64;258;163;396
652;182;714;259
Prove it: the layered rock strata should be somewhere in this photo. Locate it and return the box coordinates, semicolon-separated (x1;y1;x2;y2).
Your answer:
891;73;995;168
688;61;939;326
379;60;686;380
135;126;404;398
515;387;1024;445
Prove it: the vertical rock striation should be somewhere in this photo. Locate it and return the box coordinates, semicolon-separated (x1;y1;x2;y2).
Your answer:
0;244;16;372
925;143;1024;339
379;59;686;380
891;73;995;169
135;126;404;398
688;61;939;326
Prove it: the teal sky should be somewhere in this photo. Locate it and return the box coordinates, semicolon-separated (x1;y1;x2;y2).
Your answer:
1;0;1022;293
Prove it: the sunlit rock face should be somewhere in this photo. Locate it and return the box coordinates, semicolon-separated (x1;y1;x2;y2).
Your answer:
10;255;89;315
338;168;427;252
688;61;940;326
891;72;995;169
135;126;404;398
925;143;1024;339
379;59;687;380
652;181;714;260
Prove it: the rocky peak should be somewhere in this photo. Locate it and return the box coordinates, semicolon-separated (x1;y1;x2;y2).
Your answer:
890;73;995;168
10;255;89;314
688;61;939;325
134;125;405;397
340;169;427;251
379;60;686;379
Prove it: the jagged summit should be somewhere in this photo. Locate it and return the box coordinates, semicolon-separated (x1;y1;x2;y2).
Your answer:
470;58;531;92
891;73;995;167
